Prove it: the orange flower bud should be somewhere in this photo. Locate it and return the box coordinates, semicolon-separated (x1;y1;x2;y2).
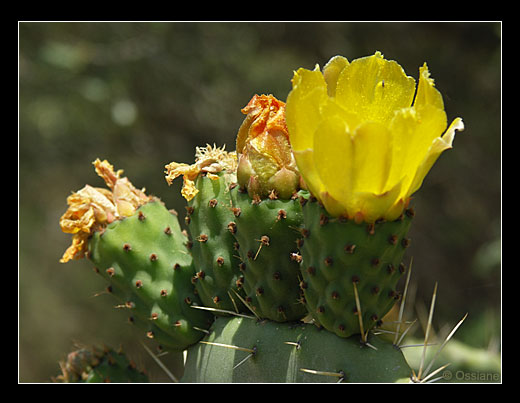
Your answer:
236;94;300;199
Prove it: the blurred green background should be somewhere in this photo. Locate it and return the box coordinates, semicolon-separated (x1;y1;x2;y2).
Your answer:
19;22;501;382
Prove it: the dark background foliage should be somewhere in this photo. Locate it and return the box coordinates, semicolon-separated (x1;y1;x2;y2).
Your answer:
19;22;501;382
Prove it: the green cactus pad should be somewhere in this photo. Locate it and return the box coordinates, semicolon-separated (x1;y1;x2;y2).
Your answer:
182;316;412;383
299;198;413;338
88;200;214;351
229;188;307;322
56;346;148;383
186;173;246;313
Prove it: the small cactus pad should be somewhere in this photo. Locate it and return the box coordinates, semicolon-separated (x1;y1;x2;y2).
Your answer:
230;187;307;322
88;200;214;351
299;198;413;338
186;173;246;313
182;316;412;383
55;345;148;383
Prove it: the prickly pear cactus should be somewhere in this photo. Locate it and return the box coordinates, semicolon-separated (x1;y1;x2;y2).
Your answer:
56;52;467;383
55;345;148;383
298;196;413;338
89;200;213;351
182;316;411;383
226;94;307;322
59;160;213;352
165;145;249;316
184;172;246;313
230;187;307;321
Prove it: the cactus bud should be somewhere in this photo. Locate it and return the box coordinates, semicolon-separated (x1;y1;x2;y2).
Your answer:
236;94;300;200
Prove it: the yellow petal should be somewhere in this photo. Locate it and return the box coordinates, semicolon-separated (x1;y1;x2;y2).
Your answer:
385;196;409;222
59;185;115;236
335;51;416;125
60;234;90;263
414;63;444;112
313;119;394;222
60;160;151;262
319;97;362;134
397;63;448;200
286;67;328;152
93;159;123;190
323;55;349;97
292;148;325;201
354;180;403;223
76;185;116;223
312;115;355;214
165;145;237;201
113;178;149;218
406;117;464;197
318;191;349;218
350;121;393;196
386;106;446;198
181;177;199;201
164;161;201;201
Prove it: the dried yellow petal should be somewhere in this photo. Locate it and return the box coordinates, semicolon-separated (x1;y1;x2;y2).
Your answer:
164;144;237;201
59;159;151;262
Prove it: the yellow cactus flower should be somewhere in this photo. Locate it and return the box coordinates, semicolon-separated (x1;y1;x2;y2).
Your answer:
59;159;151;262
236;94;300;200
285;52;464;223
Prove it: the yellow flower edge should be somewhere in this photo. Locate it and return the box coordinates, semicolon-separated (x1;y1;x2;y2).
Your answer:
285;51;464;223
